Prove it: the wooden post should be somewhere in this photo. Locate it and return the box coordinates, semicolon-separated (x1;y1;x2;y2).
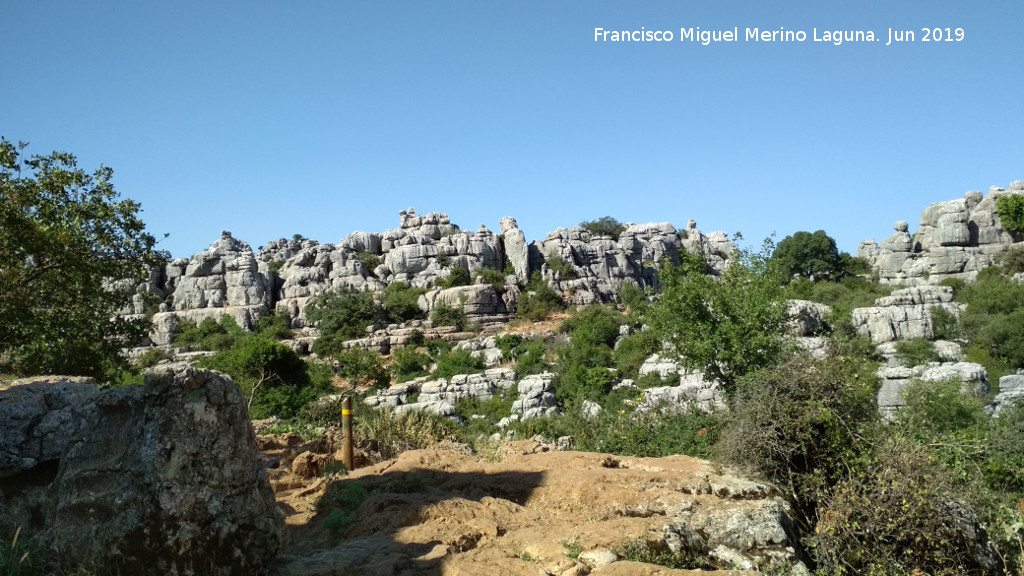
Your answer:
341;396;353;472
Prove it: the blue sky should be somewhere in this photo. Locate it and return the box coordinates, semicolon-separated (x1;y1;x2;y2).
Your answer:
3;1;1022;258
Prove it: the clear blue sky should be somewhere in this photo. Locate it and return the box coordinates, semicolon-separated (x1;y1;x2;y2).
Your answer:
3;1;1022;258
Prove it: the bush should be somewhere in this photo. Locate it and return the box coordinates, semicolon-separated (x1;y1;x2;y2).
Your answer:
474;268;508;293
894;338;942;367
198;336;322;419
553;343;615;407
390;345;430;382
579;216;627;241
335;348;389;390
306;288;381;356
430;301;468;331
996;194;1024;234
174;316;246;351
544;255;577;280
356;252;381;276
814;441;987;576
613;329;662;379
433;347;485;380
561;305;624;349
254;311;294;340
995;245;1024;276
135;347;171;369
930;305;963;341
716;351;879;523
617;282;648;313
575;404;723;460
355;409;459;461
380;282;426;324
317;480;367;533
435;265;470;289
517;272;565;321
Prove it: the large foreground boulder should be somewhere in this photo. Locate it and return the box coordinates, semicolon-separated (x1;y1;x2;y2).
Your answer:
0;366;283;575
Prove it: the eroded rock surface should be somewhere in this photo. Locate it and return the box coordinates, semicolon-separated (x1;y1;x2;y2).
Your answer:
858;182;1024;285
269;444;802;576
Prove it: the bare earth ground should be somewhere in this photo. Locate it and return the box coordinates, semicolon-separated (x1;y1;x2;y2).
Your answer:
261;434;766;576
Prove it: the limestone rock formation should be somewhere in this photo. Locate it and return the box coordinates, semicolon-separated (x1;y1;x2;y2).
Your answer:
877;361;989;418
991;374;1024;416
48;365;282;574
0;366;283;574
858;182;1024;285
150;231;273;345
851;286;963;344
0;376;99;478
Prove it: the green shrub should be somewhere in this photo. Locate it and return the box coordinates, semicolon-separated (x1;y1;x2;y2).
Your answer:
474;268;508;293
517;272;565;321
430;301;468;331
613;329;661;379
199;336;320;419
987;402;1024;492
996;245;1024;276
173;316;246;351
612;540;715;570
306;288;381;356
894;338;942;367
617;282;648;313
579;216;627;240
716;351;879;523
254;311;294;340
381;282;426;324
930;305;962;341
975;309;1024;369
435;266;470;289
814;440;984;575
355;409;459;461
318;480;367;532
335;348;389;389
356;252;381;276
544;255;577;280
135;347;171;369
553;343;615;407
561;305;624;349
996;194;1024;234
575;404;723;460
772;230;845;282
433;348;485;380
390;345;430;382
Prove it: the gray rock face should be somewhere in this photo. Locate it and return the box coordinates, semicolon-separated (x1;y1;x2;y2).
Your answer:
877;361;989;418
150;232;273;345
858;184;1024;285
991;373;1024;415
511;372;559;420
499;217;530;283
0;367;282;574
851;286;963;344
786;300;832;337
48;365;282;574
0;376;100;478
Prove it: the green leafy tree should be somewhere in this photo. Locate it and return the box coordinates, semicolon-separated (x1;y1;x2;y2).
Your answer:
306;288;381;356
646;243;787;391
996;194;1024;234
0;139;165;378
579;216;627;240
772;230;846;282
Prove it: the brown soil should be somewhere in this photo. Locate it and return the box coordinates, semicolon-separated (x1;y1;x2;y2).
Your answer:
262;435;759;576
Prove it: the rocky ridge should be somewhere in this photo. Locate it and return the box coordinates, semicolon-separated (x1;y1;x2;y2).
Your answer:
135;209;733;347
858;181;1024;285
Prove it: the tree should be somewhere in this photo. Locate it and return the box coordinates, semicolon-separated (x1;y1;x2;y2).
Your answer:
0;139;165;378
996;194;1024;235
646;242;787;391
579;216;627;241
772;230;845;282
